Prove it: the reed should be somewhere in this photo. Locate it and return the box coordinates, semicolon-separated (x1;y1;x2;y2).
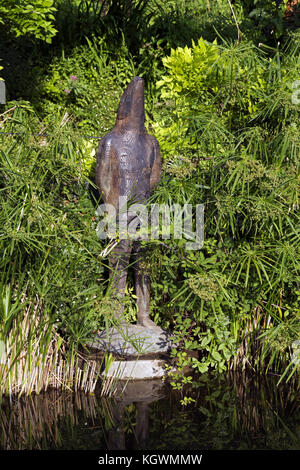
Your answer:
150;33;300;383
0;389;100;449
1;23;300;394
0;288;104;396
0;104;117;397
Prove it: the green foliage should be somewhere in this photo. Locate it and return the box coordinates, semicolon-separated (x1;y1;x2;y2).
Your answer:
1;0;300;398
155;37;300;150
0;104;107;346
150;35;300;387
53;0;156;51
34;36;135;135
0;0;57;42
232;1;289;43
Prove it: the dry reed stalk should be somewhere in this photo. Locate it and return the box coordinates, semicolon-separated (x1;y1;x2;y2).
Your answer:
0;390;99;449
0;296;110;397
101;369;119;397
230;305;273;371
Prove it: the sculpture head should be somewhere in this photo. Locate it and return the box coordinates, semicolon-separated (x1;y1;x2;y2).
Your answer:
116;76;145;131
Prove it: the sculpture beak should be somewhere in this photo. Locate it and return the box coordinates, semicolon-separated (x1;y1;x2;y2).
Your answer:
116;76;145;123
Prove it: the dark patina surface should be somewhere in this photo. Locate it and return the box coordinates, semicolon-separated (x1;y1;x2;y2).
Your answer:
96;77;161;330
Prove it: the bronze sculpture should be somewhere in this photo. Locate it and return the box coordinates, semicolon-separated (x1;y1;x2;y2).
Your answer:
96;77;161;331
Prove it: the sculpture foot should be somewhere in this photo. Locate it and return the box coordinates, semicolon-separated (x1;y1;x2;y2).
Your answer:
137;318;163;333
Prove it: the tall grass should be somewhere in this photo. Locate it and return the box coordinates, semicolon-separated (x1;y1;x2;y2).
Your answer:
0;291;101;396
0;103;116;396
1;19;300;397
150;34;300;382
0;390;104;449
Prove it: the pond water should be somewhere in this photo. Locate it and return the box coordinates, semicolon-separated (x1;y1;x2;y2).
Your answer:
0;372;299;451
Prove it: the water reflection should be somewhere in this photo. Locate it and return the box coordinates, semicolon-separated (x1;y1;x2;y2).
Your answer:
0;390;99;450
108;380;166;450
0;373;299;450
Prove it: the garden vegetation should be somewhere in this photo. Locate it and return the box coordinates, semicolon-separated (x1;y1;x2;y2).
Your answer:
0;0;299;397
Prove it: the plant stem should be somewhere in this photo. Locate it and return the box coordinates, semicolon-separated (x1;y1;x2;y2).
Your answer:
228;0;242;42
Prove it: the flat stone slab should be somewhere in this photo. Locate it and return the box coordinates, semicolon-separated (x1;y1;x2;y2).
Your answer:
102;359;172;381
88;324;172;357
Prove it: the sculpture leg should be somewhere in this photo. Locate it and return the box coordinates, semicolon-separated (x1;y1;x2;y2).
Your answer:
133;242;162;331
109;239;132;322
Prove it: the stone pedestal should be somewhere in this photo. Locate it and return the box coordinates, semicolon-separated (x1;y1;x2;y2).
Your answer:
88;324;172;356
102;358;170;380
87;324;174;380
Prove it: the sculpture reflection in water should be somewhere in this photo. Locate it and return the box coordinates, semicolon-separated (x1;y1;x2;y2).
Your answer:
0;374;299;450
0;380;166;450
0;390;99;450
107;380;165;450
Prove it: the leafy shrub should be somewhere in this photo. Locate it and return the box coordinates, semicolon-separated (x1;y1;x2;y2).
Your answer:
0;103;109;346
34;36;135;136
150;35;300;383
0;0;57;42
1;3;300;398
